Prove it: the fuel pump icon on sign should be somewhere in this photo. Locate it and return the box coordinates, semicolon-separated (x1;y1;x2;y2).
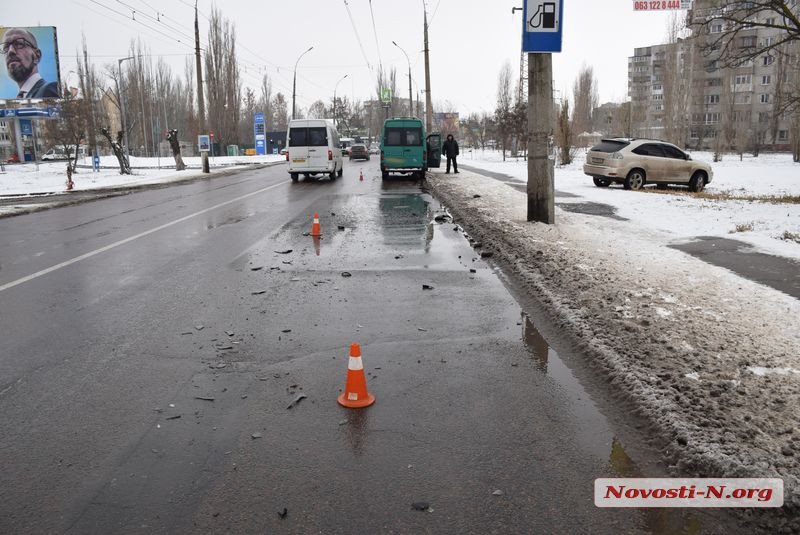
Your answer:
529;2;556;29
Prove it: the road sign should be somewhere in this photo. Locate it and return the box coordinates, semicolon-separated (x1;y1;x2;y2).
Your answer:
93;155;100;172
198;134;211;153
522;0;563;53
380;88;392;104
20;119;33;136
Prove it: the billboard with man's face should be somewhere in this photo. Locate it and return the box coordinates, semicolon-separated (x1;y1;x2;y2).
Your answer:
0;26;61;99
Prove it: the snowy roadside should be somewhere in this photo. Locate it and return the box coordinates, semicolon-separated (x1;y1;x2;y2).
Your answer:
425;166;800;530
0;155;286;217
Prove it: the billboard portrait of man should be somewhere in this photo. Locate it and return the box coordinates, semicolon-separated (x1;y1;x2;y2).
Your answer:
0;26;61;99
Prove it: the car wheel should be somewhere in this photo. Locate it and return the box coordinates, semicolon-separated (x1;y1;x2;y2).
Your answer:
624;169;645;191
592;177;611;188
329;169;336;180
337;165;343;177
290;173;299;182
689;171;707;192
381;171;389;180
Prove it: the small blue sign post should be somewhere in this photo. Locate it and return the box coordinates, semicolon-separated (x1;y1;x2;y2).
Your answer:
93;154;100;172
522;0;563;53
254;112;266;155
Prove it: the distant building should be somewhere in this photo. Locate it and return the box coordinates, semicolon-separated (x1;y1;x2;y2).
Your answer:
626;0;797;151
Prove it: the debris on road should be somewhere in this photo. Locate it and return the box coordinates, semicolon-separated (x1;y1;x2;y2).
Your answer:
412;502;432;512
194;325;205;331
480;251;494;258
341;272;352;277
274;249;293;254
287;394;307;409
165;415;181;420
195;396;216;402
281;329;292;333
250;266;264;271
225;330;234;337
422;284;434;290
251;290;267;295
251;432;263;439
278;508;288;519
492;490;504;496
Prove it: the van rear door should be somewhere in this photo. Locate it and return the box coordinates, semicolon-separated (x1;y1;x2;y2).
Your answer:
288;126;310;169
306;126;329;170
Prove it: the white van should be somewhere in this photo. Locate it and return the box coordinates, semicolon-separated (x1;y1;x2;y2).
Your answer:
286;119;343;181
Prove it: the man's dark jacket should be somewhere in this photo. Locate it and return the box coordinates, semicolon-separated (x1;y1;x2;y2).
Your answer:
443;138;459;157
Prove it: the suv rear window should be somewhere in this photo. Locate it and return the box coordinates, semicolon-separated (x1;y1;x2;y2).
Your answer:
591;140;630;153
384;127;422;146
289;127;328;147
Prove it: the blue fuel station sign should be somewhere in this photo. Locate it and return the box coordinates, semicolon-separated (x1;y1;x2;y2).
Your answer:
254;112;266;155
522;0;563;53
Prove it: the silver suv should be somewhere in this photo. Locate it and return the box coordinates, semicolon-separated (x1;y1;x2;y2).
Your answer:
583;138;713;192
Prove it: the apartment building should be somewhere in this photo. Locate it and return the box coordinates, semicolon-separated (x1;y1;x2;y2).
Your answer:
627;0;798;151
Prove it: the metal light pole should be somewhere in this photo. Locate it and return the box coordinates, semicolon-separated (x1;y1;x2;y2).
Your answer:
117;56;135;158
333;74;348;129
292;46;313;120
392;41;413;117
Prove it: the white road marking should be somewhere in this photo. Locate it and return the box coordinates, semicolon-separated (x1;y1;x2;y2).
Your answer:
0;182;285;293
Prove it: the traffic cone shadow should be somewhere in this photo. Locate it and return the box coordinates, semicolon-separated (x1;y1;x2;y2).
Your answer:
337;342;375;408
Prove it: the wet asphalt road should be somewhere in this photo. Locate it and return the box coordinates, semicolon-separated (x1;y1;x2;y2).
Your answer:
0;162;737;534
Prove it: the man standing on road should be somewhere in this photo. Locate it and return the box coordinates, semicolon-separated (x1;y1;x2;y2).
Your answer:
2;28;60;99
443;134;459;174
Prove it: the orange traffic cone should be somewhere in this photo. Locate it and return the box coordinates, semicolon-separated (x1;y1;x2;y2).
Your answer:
310;212;322;237
359;169;364;181
337;343;375;408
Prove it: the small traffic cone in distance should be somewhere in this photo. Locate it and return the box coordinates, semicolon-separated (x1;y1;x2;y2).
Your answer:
310;212;322;237
337;343;375;408
359;169;364;181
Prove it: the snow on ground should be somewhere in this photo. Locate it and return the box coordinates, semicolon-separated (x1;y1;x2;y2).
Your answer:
461;149;800;260
425;161;800;531
0;154;284;198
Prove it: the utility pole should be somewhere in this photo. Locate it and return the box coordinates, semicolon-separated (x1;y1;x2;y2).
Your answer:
392;41;413;117
520;1;561;224
527;53;554;223
195;0;209;173
423;8;433;132
292;46;314;120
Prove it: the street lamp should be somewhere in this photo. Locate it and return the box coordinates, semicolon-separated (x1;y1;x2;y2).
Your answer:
117;56;135;157
292;46;314;120
392;41;413;117
333;74;348;129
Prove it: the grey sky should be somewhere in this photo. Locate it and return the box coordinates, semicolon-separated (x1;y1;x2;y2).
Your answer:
9;0;684;114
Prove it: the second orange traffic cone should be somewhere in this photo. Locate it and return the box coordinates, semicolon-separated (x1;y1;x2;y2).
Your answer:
337;343;375;408
310;212;322;237
359;169;364;181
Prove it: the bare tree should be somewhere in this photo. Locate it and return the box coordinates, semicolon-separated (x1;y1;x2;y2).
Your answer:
555;99;575;165
100;127;131;174
272;93;289;131
166;129;186;170
307;100;327;119
571;65;598;135
205;7;242;151
495;61;514;161
663;13;693;147
44;89;89;174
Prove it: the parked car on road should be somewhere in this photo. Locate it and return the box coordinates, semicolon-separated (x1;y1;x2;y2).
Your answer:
349;143;370;161
583;138;713;192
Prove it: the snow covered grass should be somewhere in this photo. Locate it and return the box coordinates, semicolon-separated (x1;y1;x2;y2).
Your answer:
461;148;800;260
0;154;284;197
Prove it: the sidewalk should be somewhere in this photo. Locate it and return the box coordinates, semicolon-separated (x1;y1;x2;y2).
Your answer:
425;166;800;530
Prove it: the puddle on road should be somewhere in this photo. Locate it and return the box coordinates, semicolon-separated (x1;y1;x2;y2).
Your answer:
520;312;717;534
